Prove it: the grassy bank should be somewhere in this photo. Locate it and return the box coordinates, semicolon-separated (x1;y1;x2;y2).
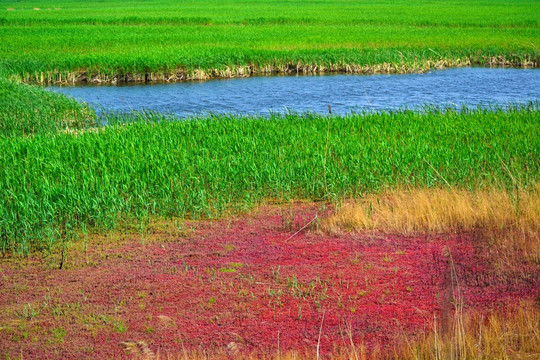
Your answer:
1;0;539;83
0;78;95;137
1;106;538;253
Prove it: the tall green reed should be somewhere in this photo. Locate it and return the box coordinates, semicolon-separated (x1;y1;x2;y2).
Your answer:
0;78;95;137
0;105;538;254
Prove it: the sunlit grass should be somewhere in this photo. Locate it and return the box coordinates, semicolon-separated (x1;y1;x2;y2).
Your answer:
321;186;540;264
323;187;540;235
394;302;540;360
0;0;538;82
1;105;538;254
0;78;95;136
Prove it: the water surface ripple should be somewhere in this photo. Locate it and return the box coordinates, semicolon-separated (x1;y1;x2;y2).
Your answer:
49;68;540;116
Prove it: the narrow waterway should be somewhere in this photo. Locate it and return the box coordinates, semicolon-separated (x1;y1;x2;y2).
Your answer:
49;68;540;116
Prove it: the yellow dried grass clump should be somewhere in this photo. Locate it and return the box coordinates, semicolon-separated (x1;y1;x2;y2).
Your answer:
322;187;540;261
396;301;540;360
323;187;539;235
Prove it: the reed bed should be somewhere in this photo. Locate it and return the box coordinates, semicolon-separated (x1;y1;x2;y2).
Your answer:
0;78;95;137
0;105;538;254
0;0;538;83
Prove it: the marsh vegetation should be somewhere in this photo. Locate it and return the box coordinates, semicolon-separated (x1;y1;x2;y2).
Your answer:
0;1;539;359
1;0;538;83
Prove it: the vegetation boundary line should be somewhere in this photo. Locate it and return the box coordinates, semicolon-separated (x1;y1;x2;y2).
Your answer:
8;56;539;85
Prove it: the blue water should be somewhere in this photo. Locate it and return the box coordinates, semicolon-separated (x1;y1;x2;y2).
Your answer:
48;67;540;116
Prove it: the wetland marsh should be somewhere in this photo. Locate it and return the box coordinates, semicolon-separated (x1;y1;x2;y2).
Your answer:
1;1;539;359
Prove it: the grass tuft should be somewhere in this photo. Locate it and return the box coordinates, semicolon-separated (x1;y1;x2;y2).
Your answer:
395;301;540;360
0;78;95;137
322;187;540;262
323;187;540;234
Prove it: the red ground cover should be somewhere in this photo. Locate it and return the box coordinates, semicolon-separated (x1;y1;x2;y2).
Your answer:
1;204;538;359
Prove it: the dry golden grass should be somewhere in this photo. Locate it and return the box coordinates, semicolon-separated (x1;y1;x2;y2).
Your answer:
321;186;540;262
395;301;540;360
322;187;539;234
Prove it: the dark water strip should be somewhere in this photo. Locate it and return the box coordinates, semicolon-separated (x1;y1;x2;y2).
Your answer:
48;68;540;116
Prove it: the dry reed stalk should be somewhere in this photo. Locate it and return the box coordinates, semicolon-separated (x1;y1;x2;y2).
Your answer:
321;187;540;262
395;301;540;360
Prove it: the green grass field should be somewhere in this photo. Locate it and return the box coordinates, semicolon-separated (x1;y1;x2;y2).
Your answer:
1;0;539;82
1;106;538;253
0;78;95;137
0;1;539;253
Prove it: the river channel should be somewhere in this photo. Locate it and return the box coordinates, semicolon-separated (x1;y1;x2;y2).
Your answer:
49;67;540;116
